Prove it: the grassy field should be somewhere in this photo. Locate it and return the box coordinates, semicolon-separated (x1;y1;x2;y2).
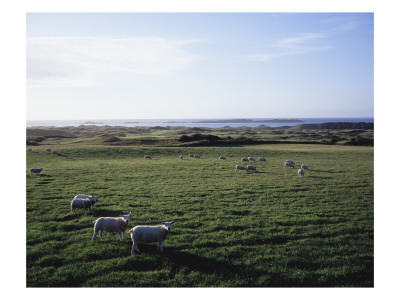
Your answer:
26;142;373;287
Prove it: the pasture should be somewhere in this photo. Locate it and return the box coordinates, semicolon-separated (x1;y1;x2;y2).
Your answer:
26;143;373;287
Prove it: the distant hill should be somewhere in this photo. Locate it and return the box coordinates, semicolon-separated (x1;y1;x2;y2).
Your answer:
196;118;303;123
291;122;374;130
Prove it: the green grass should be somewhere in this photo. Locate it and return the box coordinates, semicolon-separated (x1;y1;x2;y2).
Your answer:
26;143;373;287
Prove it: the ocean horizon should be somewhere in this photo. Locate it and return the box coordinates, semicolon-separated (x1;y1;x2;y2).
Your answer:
26;117;374;129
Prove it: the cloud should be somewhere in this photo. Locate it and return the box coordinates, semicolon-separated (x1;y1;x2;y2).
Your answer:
244;33;330;62
27;37;201;87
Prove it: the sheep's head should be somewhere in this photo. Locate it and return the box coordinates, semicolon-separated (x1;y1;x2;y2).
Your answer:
161;221;174;231
120;212;132;222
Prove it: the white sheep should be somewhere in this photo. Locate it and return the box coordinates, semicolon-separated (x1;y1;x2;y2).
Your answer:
129;221;174;254
248;157;256;161
73;194;98;210
235;165;246;171
259;157;267;162
51;150;58;154
28;148;32;152
298;169;305;177
46;148;51;152
284;161;295;168
285;160;295;165
301;164;309;170
145;155;152;159
70;198;92;212
92;212;132;241
246;165;259;172
219;156;226;160
241;157;249;162
194;154;200;158
179;155;183;159
30;168;43;176
189;153;194;157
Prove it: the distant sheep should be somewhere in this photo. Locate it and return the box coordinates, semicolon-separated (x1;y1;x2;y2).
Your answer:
92;212;132;241
28;148;32;152
145;155;152;159
129;221;174;254
246;165;259;173
73;194;98;210
241;157;249;162
285;160;295;165
71;198;92;212
259;157;267;162
301;164;309;170
46;148;51;152
298;169;305;177
284;161;295;168
189;153;195;157
235;165;246;171
51;150;58;155
30;168;43;176
248;157;256;161
194;154;200;158
219;156;226;160
179;155;183;159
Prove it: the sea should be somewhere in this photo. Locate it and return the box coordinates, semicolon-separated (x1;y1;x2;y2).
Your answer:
26;118;374;129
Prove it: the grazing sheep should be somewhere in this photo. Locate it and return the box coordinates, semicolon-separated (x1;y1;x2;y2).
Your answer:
145;155;152;159
241;157;249;162
71;198;92;212
194;154;200;158
30;168;43;176
179;155;183;159
259;157;267;162
284;161;295;168
92;212;132;241
51;150;58;155
46;148;51;152
285;160;295;165
28;148;32;152
189;153;195;157
248;157;256;161
298;169;305;177
219;156;226;160
235;165;246;171
246;165;259;172
301;164;308;170
129;221;174;254
73;194;98;210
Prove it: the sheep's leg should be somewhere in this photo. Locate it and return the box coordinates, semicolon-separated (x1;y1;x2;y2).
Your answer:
158;242;164;252
92;232;97;241
122;232;125;241
99;230;103;239
131;243;139;255
118;232;123;241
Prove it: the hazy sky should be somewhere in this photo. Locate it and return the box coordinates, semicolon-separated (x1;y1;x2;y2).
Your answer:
26;13;374;120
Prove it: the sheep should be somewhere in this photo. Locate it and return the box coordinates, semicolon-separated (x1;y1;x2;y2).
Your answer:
145;155;152;159
248;157;256;161
51;150;58;155
246;165;259;172
284;161;295;168
46;148;51;152
235;165;246;171
73;194;98;210
30;168;43;176
129;221;174;254
189;153;195;158
241;157;249;162
92;212;132;241
285;160;295;165
28;148;32;152
301;164;309;170
70;198;92;212
259;157;267;162
298;169;305;177
219;156;226;160
194;154;200;158
179;155;183;159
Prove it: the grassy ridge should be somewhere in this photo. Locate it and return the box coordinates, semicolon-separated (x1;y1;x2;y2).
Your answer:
26;144;373;287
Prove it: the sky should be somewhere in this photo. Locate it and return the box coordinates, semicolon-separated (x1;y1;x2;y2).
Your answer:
26;12;374;120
